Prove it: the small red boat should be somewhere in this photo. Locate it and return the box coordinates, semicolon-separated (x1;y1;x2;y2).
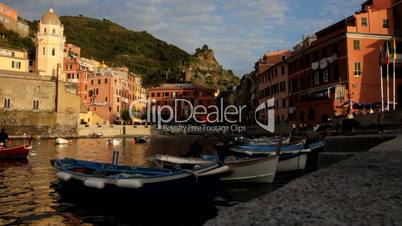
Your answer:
0;145;31;159
0;137;32;159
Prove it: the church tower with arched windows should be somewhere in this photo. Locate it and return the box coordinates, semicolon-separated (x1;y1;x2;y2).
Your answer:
35;8;66;80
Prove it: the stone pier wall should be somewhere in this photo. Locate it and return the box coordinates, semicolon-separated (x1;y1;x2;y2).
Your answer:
0;110;79;137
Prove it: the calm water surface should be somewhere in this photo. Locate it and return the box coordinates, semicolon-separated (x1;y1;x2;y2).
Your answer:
0;136;326;225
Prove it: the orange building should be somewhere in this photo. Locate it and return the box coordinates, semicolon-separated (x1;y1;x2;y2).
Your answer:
147;84;217;121
0;2;29;37
287;0;402;125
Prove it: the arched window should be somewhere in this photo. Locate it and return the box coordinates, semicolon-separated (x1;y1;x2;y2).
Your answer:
52;48;55;56
44;28;47;33
43;47;46;55
53;29;56;34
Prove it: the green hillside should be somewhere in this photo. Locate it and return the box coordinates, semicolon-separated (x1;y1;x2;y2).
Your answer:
1;16;239;89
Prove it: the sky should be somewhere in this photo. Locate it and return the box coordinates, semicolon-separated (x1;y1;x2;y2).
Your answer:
3;0;363;76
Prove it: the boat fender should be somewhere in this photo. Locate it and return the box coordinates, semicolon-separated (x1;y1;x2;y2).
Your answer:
56;172;72;181
183;170;199;183
115;179;143;189
84;178;107;189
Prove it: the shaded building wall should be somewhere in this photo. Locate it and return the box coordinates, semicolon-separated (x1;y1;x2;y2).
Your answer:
0;75;80;136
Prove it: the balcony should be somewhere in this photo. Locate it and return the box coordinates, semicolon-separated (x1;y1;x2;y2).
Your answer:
92;102;108;106
121;98;129;103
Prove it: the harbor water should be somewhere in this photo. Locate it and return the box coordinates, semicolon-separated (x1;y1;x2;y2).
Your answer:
0;136;346;225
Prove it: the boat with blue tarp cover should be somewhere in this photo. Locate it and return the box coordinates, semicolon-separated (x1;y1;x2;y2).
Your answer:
51;158;229;202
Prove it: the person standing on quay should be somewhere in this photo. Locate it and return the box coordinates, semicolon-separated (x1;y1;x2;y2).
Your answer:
0;129;9;148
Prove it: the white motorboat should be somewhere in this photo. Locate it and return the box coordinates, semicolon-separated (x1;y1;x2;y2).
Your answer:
55;138;70;145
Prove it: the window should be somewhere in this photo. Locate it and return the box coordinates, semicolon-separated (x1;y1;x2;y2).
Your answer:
282;99;287;108
109;107;112;112
91;80;94;85
33;100;39;110
11;61;21;69
44;28;47;33
281;66;285;75
105;97;108;102
98;79;101;84
383;19;389;28
69;65;72;70
85;85;87;90
314;71;320;85
361;17;367;27
323;69;329;82
117;106;120;113
157;93;160;97
105;79;108;84
151;93;155;97
76;74;79;79
67;73;71;79
52;48;55;56
354;62;362;76
164;92;169;97
353;40;360;50
43;47;46;55
281;55;286;61
3;98;11;108
53;29;56;34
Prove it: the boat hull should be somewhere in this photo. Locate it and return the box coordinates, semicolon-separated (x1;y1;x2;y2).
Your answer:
0;145;31;159
277;153;308;172
222;155;279;183
52;158;227;203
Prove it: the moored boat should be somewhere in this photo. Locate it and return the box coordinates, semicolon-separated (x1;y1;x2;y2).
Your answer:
55;138;70;145
51;158;229;202
0;145;31;159
155;154;280;183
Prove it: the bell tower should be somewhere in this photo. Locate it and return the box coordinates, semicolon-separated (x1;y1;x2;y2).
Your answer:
35;8;66;80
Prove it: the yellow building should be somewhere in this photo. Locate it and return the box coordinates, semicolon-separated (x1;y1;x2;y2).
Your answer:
35;8;66;79
0;47;29;72
80;111;110;126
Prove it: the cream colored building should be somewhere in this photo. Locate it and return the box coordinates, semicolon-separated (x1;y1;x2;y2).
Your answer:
0;47;29;72
35;8;66;79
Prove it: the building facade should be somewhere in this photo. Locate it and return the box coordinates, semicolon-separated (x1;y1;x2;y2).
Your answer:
86;68;146;124
254;50;291;125
147;84;217;121
0;47;29;72
258;60;290;124
0;2;29;37
287;0;402;125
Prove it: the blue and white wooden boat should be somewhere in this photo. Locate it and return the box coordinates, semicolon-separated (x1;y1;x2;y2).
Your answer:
51;158;229;202
230;142;305;154
229;141;324;172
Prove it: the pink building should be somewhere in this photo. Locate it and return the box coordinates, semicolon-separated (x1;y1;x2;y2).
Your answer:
64;43;90;106
87;69;145;124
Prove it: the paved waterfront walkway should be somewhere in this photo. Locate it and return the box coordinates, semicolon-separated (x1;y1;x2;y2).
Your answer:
205;136;402;226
